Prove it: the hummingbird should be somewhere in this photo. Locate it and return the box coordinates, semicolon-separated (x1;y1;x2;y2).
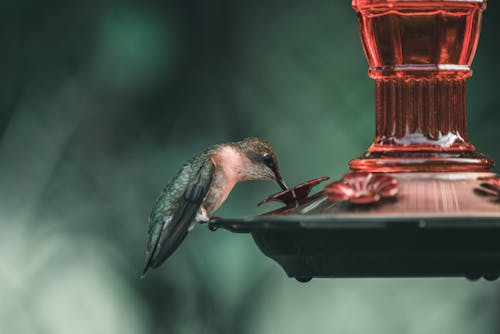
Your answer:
142;137;287;277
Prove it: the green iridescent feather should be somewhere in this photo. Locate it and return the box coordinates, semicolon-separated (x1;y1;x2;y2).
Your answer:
142;147;217;275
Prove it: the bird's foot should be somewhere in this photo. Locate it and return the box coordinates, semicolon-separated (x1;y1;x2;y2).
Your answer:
206;217;222;231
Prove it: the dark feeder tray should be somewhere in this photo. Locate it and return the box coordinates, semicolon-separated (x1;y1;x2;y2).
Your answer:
209;175;500;282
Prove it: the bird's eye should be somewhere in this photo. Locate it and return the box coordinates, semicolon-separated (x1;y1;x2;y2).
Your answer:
263;154;274;166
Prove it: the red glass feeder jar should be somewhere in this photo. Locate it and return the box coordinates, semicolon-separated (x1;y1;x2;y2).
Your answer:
350;0;494;172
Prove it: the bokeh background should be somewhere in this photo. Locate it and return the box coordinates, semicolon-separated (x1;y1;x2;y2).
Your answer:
2;0;500;333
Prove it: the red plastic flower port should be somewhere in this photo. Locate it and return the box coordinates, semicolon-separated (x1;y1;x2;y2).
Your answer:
324;172;399;205
475;176;500;200
258;177;330;207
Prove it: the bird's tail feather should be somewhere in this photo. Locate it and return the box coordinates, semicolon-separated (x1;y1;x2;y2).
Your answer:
140;252;155;279
140;225;189;278
141;222;163;279
140;243;158;279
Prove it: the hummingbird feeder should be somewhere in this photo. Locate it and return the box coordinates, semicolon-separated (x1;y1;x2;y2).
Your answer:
210;0;500;282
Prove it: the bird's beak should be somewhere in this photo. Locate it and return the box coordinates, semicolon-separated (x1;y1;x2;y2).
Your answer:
272;167;288;191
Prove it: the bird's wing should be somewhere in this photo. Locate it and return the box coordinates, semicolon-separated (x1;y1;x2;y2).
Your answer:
142;156;215;276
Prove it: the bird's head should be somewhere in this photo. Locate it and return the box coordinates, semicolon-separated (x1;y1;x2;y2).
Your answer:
235;137;288;191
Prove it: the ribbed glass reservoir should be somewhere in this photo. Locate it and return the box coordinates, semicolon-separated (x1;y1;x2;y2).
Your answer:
350;0;493;172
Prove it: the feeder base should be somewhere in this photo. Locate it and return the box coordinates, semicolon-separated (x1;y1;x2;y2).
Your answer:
210;172;500;281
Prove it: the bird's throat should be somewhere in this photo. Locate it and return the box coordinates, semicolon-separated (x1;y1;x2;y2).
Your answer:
204;146;246;214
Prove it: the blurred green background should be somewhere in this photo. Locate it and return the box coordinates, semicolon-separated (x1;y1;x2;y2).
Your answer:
2;0;500;333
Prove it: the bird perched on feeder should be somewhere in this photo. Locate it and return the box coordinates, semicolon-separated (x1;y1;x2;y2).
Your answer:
142;137;287;277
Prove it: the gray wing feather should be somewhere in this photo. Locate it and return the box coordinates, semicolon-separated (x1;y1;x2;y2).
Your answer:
142;156;214;276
